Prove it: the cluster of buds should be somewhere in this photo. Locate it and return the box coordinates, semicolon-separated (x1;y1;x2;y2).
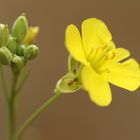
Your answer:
0;14;39;73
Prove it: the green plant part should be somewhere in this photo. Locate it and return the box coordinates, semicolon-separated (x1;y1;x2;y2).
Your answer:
23;44;39;60
12;14;28;42
16;45;25;56
68;55;78;74
0;24;9;47
7;37;17;54
0;46;12;65
0;14;40;140
12;55;25;73
56;74;81;93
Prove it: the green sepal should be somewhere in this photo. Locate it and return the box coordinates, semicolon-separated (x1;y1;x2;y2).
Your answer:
12;14;28;42
68;55;79;74
55;74;81;93
0;46;12;65
0;24;9;47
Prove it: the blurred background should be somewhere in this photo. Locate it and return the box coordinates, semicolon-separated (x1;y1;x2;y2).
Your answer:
0;0;140;140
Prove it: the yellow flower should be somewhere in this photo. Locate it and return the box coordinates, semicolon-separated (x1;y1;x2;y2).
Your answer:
23;27;39;45
65;18;140;106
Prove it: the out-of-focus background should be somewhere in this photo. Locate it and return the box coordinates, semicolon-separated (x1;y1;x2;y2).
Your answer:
0;0;140;140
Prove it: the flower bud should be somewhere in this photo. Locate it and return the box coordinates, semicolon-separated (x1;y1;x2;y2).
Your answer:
7;37;17;54
12;55;24;72
23;27;39;45
16;45;25;56
0;24;9;46
23;44;39;60
12;14;28;42
55;74;81;93
0;46;12;65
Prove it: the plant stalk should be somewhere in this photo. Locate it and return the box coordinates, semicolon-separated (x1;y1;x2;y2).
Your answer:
15;91;62;140
8;72;19;140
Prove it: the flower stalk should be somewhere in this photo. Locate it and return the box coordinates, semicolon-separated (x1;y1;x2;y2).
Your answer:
15;91;62;140
8;71;19;140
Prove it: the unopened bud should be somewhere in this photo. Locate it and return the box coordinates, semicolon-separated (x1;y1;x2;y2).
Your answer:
23;44;39;60
12;14;28;42
7;37;17;54
0;46;12;65
23;27;39;45
0;24;9;46
16;45;25;56
12;55;24;72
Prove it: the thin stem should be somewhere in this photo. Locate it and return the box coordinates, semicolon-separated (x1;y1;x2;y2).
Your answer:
0;64;9;102
13;70;29;112
8;72;19;140
16;70;29;95
15;91;62;140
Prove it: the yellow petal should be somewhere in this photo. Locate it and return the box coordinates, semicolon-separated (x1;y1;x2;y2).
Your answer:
102;59;140;91
23;27;39;45
115;48;130;62
81;66;112;106
107;41;116;49
65;24;87;65
82;18;112;57
122;58;139;69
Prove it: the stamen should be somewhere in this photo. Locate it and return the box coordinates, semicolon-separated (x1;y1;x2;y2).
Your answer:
68;78;78;86
104;51;116;60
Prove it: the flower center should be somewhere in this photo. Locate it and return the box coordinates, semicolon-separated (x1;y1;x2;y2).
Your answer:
89;46;116;74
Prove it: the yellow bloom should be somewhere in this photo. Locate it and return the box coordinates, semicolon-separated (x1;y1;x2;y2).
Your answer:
65;18;140;106
23;27;39;45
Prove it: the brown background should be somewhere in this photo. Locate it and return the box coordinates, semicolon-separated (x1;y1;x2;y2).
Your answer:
0;0;140;140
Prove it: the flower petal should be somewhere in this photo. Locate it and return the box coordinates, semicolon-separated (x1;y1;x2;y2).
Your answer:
114;48;130;62
65;24;87;65
102;59;140;91
81;66;112;106
96;48;130;72
23;27;39;45
82;18;112;57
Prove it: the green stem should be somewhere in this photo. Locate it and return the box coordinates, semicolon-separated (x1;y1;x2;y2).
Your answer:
14;70;29;112
8;72;19;140
15;91;62;140
16;69;29;95
0;64;9;102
